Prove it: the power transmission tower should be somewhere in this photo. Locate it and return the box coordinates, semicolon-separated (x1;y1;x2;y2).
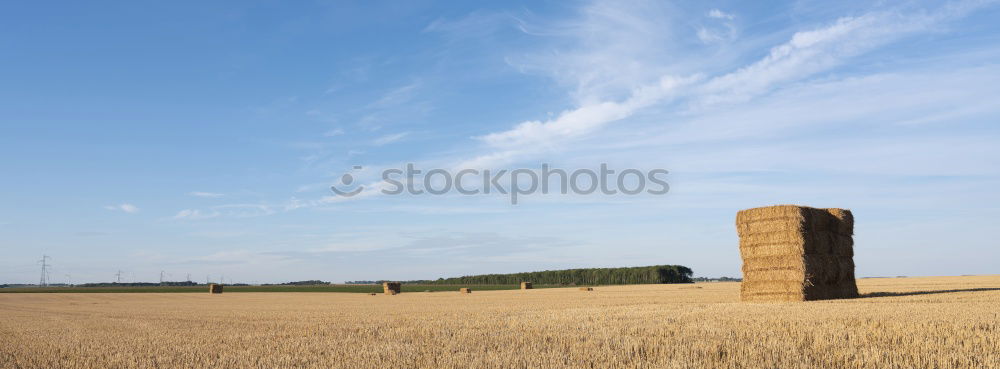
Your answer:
38;255;51;287
186;273;192;282
160;270;166;284
115;270;123;283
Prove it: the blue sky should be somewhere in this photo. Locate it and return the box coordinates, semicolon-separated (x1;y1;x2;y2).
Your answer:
2;0;999;284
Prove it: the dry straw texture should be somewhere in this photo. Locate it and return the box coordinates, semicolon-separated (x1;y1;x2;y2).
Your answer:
579;287;594;291
737;205;858;302
383;282;401;295
520;282;533;290
1;276;998;369
208;284;223;294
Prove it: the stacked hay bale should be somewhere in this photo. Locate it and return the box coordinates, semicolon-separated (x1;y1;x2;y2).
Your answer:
520;282;533;290
736;205;858;302
208;284;223;294
459;288;472;293
579;287;593;291
382;282;401;295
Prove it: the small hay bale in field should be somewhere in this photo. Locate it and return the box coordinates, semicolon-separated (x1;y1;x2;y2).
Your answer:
579;287;593;291
369;293;377;296
736;205;858;302
382;282;401;295
208;284;223;294
459;288;471;293
520;282;533;290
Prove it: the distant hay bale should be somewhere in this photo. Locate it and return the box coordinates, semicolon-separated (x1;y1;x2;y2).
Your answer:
579;287;593;291
208;284;223;294
737;205;859;302
382;282;401;295
459;288;471;293
520;282;533;290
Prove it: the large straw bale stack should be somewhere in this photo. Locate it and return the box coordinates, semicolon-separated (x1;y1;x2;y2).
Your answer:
208;284;223;294
520;282;533;290
736;205;858;302
382;282;401;295
459;288;472;293
579;287;593;291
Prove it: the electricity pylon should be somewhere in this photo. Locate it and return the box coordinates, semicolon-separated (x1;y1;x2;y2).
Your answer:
38;255;51;287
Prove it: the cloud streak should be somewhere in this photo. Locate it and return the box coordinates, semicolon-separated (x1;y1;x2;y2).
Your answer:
104;203;139;213
189;192;224;198
463;0;993;169
373;132;409;146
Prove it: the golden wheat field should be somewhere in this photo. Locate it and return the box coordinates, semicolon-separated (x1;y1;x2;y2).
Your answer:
1;276;998;369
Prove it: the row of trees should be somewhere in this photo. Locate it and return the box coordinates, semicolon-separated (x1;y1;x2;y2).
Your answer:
427;265;693;285
279;280;330;285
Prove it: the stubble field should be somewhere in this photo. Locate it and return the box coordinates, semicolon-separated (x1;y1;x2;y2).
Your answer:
1;275;998;369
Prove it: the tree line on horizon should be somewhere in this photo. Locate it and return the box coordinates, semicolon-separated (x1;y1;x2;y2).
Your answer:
419;265;694;285
4;266;696;288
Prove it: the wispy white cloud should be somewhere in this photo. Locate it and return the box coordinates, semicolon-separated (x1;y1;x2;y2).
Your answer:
373;132;409;146
708;9;735;20
696;27;733;44
457;75;698;169
695;11;925;107
463;0;992;170
509;1;682;103
188;230;249;239
172;209;218;220
171;204;276;220
189;192;224;198
424;11;517;36
698;9;737;44
367;82;420;109
104;203;139;213
558;89;996;204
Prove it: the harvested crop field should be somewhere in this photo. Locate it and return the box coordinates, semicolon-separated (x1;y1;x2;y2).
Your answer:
1;276;998;369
